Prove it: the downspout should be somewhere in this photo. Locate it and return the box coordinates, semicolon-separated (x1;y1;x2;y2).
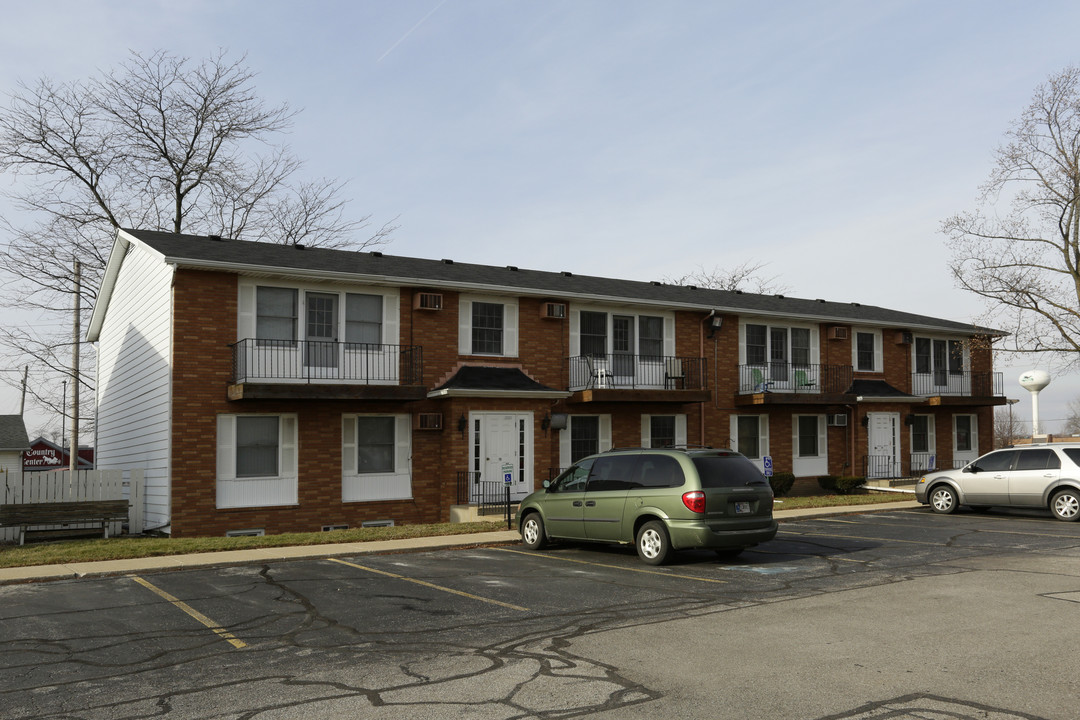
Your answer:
700;310;715;448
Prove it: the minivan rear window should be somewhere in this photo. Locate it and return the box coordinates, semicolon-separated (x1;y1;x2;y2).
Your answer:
692;454;769;488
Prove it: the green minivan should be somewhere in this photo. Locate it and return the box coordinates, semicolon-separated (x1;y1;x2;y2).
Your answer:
516;447;778;565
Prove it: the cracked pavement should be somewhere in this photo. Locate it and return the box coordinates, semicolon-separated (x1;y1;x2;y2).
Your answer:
1;507;1078;719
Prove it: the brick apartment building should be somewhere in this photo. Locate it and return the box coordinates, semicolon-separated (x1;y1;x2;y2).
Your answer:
88;229;1006;536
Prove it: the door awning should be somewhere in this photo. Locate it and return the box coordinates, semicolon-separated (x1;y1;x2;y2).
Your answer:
847;379;926;403
428;366;571;399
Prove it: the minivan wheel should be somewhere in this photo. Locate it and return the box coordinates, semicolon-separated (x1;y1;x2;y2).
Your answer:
636;520;672;565
521;513;547;549
1050;489;1080;522
930;485;959;514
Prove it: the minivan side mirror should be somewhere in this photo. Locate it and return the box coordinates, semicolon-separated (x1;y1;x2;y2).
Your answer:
964;464;978;474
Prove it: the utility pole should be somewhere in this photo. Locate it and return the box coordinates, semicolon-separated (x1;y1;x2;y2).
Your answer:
20;365;28;416
70;259;80;475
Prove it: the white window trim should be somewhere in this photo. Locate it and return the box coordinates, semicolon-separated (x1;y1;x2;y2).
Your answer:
237;279;400;344
216;413;298;509
559;415;612;468
730;414;770;469
459;294;519;357
640;414;687;448
737;319;820;366
569;306;676;357
852;327;884;373
342;414;412;502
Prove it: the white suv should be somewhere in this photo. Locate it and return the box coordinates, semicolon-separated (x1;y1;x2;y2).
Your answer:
915;444;1080;521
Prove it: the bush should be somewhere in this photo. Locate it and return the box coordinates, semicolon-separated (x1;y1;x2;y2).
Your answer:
816;475;866;495
817;475;839;492
769;472;795;497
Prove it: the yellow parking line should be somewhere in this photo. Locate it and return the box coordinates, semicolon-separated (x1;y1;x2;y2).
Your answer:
329;558;529;612
130;575;247;650
499;547;728;584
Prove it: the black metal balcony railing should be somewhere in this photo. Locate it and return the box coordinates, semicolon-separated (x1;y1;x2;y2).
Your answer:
738;363;853;395
231;339;423;385
568;355;706;392
911;371;1003;397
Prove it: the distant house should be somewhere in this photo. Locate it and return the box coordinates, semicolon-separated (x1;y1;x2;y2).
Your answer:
88;228;1009;537
0;415;30;473
22;436;95;471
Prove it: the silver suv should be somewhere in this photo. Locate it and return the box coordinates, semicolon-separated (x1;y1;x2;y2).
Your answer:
915;444;1080;521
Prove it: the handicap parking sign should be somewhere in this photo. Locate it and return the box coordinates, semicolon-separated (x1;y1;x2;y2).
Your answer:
763;455;773;477
502;462;514;484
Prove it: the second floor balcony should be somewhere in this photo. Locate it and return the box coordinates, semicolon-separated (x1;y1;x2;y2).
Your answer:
568;354;709;402
228;339;426;401
912;371;1003;398
738;363;854;396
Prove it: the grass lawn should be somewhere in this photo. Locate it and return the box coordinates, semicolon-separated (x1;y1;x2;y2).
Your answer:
0;493;914;570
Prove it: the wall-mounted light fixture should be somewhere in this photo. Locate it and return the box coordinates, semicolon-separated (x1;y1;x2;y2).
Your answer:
541;413;551;431
707;313;723;338
861;415;870;428
458;413;467;437
904;414;916;426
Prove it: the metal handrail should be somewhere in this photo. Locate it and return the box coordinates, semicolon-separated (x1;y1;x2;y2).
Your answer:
231;338;423;384
567;354;706;391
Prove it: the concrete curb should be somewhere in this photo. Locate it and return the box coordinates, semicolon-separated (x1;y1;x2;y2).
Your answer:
0;502;924;585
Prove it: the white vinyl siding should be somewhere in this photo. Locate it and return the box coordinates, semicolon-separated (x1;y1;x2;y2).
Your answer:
93;239;174;529
458;295;518;357
216;414;298;508
342;414;412;502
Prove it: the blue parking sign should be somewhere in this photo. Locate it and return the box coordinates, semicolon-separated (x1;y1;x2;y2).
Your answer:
763;455;773;477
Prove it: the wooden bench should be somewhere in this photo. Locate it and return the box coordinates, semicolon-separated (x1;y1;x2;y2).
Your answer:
0;500;129;545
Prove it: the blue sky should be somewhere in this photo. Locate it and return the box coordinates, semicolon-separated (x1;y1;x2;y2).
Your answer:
1;0;1078;435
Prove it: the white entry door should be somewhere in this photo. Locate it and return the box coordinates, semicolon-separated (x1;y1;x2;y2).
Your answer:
474;413;533;500
867;412;900;478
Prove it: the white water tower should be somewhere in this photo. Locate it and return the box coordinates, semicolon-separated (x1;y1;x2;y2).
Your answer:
1019;370;1052;437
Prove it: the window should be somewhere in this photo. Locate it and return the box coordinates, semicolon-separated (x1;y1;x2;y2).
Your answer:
345;293;382;344
745;324;767;365
217;414;297;509
256;287;297;344
650;416;676;448
856;332;876;371
570;416;600;463
551;459;592;493
587;455;639;492
1015;449;1060;471
471;302;504;354
911;416;931;453
636;455;685;488
580;311;607;358
356;416;395;473
791;328;810;366
797;415;820;457
973;450;1014;472
737;416;761;458
639;316;664;360
955;415;973;452
948;340;964;375
342;415;412;502
236;416;280;477
915;337;966;385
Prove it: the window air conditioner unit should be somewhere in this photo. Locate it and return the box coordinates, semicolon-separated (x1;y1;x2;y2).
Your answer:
827;414;848;427
828;326;849;341
414;292;443;310
542;302;566;319
417;412;443;430
895;331;913;345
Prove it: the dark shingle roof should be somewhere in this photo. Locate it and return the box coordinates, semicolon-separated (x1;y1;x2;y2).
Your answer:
0;415;30;451
121;228;1002;335
433;366;561;393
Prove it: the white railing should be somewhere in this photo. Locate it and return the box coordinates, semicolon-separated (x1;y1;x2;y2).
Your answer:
0;469;145;542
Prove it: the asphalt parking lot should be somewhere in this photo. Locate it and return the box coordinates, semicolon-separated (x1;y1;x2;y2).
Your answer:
2;506;1079;719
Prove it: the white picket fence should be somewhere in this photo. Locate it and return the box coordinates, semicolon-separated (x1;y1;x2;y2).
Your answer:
0;469;145;542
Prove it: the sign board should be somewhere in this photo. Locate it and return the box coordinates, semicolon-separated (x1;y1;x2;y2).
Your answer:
763;455;773;477
502;462;514;484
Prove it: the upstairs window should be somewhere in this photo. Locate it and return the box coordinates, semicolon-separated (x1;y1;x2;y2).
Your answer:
853;329;882;372
256;287;297;345
345;293;382;345
639;316;664;360
471;302;504;355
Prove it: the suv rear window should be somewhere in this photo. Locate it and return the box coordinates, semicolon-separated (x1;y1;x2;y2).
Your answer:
692;454;769;488
1061;448;1080;466
636;455;685;488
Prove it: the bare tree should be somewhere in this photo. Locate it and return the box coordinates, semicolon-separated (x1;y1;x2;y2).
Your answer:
994;404;1026;448
1062;398;1080;436
0;49;393;428
664;260;789;294
943;66;1080;368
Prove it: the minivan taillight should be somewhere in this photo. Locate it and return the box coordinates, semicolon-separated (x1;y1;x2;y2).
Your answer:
682;491;706;513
